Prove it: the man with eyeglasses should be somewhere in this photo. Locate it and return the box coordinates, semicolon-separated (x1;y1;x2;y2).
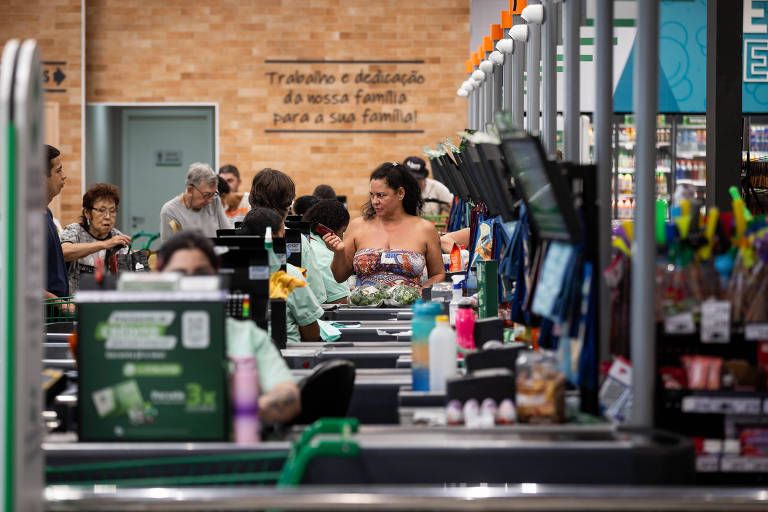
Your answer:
159;162;233;243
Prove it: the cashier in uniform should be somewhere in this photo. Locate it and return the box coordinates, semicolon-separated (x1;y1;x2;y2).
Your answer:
301;199;351;304
240;207;324;342
155;231;300;423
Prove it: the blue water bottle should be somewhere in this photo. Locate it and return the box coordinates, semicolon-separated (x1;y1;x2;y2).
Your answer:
411;301;441;391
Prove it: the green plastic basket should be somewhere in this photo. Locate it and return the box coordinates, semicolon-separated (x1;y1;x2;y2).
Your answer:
44;296;76;323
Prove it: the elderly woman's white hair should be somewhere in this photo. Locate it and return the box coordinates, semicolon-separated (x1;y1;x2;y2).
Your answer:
185;162;217;188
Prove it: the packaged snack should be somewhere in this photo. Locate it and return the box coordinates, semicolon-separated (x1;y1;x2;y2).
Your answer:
348;285;387;307
384;284;421;307
681;355;723;390
515;351;565;423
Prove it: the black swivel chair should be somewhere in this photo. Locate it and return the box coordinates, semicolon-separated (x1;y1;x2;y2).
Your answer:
292;359;356;425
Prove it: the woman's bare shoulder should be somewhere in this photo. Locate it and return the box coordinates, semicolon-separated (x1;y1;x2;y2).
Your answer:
413;216;439;234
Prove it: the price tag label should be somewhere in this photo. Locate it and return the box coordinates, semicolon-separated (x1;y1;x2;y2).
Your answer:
696;456;720;473
701;300;730;343
248;265;269;280
664;312;696;335
745;324;768;341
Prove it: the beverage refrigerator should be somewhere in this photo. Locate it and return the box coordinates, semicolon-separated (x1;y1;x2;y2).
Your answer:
611;114;707;222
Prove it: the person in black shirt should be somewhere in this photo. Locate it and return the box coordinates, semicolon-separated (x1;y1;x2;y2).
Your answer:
44;145;69;299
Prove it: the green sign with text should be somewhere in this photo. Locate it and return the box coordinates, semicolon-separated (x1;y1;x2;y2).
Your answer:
77;291;229;441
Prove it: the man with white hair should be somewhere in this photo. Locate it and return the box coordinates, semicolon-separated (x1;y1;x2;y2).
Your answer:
159;162;233;243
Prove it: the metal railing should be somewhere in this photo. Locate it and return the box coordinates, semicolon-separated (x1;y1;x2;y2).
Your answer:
45;484;768;511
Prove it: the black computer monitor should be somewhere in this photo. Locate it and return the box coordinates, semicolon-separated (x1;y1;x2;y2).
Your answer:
474;143;518;222
450;150;483;204
283;228;302;268
213;240;269;327
464;144;508;218
498;133;582;243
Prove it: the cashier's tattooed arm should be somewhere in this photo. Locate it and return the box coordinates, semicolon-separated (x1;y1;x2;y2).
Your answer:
259;382;301;423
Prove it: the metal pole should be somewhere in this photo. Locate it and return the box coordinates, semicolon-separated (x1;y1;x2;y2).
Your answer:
526;6;541;135
478;80;486;129
513;38;525;130
485;77;493;128
630;0;658;430
467;88;473;129
564;0;581;161
595;0;613;365
493;61;503;117
541;0;557;156
502;38;514;114
471;87;479;130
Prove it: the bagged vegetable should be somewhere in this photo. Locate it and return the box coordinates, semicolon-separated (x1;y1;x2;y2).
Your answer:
384;284;421;307
348;285;387;307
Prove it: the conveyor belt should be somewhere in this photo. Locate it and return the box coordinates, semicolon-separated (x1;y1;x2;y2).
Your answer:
298;425;694;485
44;425;694;486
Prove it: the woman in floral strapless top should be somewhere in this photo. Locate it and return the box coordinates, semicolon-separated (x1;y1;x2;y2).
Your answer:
321;163;445;290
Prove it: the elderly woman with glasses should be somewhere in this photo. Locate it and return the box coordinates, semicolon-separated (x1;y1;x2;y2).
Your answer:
159;162;233;243
60;183;133;292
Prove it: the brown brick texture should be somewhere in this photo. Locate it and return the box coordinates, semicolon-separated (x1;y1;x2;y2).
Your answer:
1;0;83;224
6;0;471;224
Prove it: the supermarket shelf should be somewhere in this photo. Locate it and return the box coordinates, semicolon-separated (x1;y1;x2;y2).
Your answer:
676;178;706;186
697;455;768;473
656;167;671;173
677;150;706;159
656;142;671;148
618;141;634;149
617;167;634;173
743;150;768;158
678;125;707;130
617;193;635;198
677;391;768;415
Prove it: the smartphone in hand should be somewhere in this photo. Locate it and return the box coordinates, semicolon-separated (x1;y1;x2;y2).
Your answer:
315;223;334;237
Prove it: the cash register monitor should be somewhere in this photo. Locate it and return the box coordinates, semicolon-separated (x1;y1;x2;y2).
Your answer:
464;144;507;218
451;149;485;205
439;153;472;201
213;237;270;327
499;134;582;243
474;143;518;222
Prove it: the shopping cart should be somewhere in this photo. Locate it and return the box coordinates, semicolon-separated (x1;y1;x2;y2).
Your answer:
46;418;360;488
44;296;76;324
421;214;450;234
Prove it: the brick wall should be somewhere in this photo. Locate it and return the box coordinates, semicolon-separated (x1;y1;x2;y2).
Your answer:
1;0;83;224
6;0;470;224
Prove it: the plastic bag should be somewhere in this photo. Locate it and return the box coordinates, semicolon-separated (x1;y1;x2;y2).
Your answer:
384;284;421;307
348;285;387;307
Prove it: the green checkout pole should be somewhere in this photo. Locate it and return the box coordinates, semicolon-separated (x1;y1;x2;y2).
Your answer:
1;39;45;512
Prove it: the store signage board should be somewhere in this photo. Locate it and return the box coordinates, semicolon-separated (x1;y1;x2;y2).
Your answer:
0;39;45;512
77;291;229;441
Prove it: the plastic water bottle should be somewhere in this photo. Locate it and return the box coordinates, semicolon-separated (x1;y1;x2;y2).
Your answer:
428;315;457;392
411;301;441;391
264;227;281;274
231;356;260;443
448;276;464;326
454;300;476;351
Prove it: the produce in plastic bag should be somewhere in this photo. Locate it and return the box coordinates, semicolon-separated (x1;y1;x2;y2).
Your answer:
384;284;421;306
348;285;387;307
